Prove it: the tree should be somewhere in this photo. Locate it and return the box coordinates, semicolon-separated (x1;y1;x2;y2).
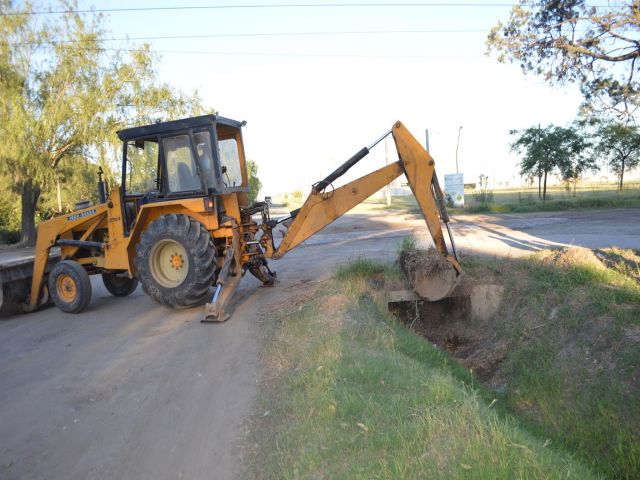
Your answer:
592;122;640;190
246;160;263;204
511;124;587;200
0;1;202;245
555;126;596;195
511;125;554;200
488;1;640;119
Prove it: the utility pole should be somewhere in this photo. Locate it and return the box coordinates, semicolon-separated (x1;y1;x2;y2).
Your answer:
425;129;430;152
455;126;463;174
384;137;391;206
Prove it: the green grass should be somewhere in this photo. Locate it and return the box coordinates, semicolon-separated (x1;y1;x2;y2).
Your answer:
247;259;598;479
489;253;640;479
434;248;640;479
367;184;640;216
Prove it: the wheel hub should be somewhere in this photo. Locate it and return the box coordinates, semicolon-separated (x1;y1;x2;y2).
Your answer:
149;239;189;288
56;274;77;302
170;253;184;270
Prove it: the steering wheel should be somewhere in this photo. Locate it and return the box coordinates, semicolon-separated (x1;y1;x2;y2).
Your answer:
140;189;160;204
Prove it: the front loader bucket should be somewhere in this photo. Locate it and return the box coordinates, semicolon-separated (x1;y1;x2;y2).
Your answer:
0;278;31;317
0;251;59;318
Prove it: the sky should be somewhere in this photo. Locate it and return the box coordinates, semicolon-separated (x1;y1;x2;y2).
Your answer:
69;0;591;195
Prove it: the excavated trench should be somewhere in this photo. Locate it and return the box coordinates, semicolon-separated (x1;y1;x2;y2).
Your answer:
389;280;506;380
389;247;507;382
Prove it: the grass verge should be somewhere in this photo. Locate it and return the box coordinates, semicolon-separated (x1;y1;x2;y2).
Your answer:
245;259;599;479
394;245;640;479
474;248;640;480
369;192;640;216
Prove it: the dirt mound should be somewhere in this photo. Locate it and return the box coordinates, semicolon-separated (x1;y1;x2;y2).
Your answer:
538;246;605;270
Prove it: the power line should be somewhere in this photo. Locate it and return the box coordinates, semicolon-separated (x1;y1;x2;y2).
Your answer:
0;3;532;16
7;29;488;45
148;48;483;58
27;44;486;59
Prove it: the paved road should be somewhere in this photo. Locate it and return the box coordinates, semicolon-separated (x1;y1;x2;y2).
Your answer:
0;207;638;479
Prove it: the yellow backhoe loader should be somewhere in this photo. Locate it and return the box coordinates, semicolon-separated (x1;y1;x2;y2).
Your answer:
0;115;462;321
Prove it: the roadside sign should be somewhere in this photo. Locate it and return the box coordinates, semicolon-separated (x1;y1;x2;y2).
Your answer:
444;173;464;207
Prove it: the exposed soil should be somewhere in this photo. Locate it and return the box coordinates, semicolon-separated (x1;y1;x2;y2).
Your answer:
389;276;506;382
389;245;637;389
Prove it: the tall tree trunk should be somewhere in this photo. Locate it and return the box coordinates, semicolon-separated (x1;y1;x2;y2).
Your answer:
619;158;625;191
538;173;541;199
20;180;41;246
56;178;62;212
543;170;548;200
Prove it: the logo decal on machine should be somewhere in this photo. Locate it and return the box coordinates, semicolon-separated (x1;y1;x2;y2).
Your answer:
67;209;97;221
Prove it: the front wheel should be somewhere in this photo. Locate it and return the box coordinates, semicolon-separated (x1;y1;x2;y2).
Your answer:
48;260;92;313
134;214;216;309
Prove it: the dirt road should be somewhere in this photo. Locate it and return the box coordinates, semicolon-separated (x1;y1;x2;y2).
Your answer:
1;207;638;479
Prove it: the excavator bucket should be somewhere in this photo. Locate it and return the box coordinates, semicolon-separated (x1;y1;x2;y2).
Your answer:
414;267;459;301
398;246;461;302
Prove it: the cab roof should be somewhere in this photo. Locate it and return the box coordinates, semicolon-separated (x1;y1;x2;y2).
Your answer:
116;114;245;141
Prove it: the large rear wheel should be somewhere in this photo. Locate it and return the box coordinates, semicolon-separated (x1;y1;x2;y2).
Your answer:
135;214;216;308
48;260;92;313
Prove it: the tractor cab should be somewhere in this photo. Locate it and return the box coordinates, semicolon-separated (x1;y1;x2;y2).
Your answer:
116;115;249;232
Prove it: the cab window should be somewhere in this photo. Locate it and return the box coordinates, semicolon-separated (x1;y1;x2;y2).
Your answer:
163;135;202;193
219;139;243;188
126;140;159;194
194;131;216;189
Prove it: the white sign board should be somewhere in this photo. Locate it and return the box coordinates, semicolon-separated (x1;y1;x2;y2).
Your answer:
444;173;464;207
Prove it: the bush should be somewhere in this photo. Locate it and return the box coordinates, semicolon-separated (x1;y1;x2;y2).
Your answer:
284;189;305;208
0;191;20;245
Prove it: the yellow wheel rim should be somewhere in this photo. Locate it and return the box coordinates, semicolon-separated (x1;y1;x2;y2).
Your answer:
149;239;189;288
56;274;77;302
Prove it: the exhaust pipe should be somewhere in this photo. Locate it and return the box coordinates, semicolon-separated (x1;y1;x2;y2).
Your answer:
97;167;106;203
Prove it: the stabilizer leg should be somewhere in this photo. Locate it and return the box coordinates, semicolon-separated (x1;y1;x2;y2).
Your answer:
203;227;241;323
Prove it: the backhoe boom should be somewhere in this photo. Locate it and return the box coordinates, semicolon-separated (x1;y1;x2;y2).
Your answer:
270;121;462;278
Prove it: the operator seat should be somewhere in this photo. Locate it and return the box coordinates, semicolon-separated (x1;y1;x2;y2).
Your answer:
176;162;200;191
